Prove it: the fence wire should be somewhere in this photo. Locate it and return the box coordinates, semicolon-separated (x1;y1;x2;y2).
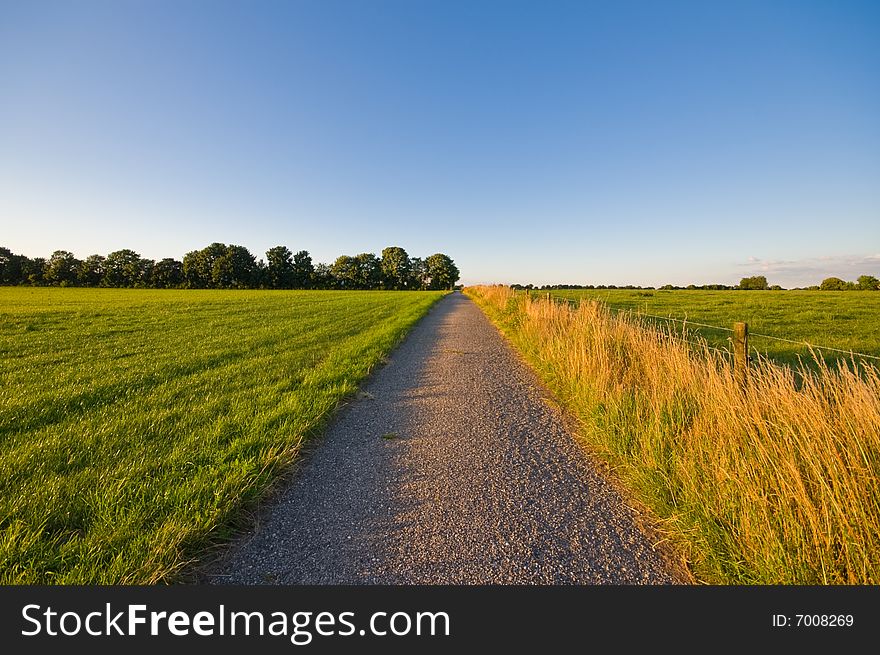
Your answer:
535;291;880;363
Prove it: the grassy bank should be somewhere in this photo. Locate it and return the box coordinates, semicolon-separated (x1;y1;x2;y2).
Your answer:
0;287;445;583
465;285;880;584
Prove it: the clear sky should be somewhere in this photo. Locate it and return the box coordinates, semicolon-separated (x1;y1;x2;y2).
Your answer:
1;0;878;287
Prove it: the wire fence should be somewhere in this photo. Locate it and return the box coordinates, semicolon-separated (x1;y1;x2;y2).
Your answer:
530;291;880;363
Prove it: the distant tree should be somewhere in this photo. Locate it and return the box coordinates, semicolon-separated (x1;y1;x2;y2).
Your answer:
151;258;183;288
44;250;81;286
354;253;382;289
213;245;258;288
182;242;226;288
77;255;106;286
254;258;268;288
0;247;12;283
769;284;784;291
104;249;149;287
857;274;879;291
330;255;360;288
292;250;314;289
182;250;204;288
380;246;411;289
198;242;229;288
1;243;460;291
312;262;331;289
266;245;294;289
211;253;236;288
0;247;28;284
408;257;428;290
140;259;156;287
425;253;460;290
739;275;769;290
819;277;850;291
23;257;46;285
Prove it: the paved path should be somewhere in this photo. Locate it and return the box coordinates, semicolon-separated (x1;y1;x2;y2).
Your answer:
206;292;680;584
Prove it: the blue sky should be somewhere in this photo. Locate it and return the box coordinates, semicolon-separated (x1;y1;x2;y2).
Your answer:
1;0;878;287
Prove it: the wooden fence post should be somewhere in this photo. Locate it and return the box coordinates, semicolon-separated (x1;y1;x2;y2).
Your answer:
733;321;748;386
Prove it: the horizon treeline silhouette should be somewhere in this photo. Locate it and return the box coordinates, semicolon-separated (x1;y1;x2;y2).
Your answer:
512;273;880;292
0;244;460;291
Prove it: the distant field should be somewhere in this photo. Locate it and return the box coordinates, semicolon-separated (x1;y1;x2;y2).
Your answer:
544;289;880;367
0;287;444;583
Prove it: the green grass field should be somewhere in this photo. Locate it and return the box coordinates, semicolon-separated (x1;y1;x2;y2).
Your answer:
543;289;880;368
0;287;445;583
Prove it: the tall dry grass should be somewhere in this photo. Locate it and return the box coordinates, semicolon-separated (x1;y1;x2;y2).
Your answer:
465;285;880;584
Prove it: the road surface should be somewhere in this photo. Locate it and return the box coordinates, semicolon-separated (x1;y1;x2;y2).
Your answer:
205;292;682;584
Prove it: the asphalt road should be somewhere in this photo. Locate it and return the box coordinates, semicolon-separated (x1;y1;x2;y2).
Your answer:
205;292;681;584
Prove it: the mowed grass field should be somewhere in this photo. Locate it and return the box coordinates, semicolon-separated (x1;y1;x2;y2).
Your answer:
0;287;445;583
545;289;880;368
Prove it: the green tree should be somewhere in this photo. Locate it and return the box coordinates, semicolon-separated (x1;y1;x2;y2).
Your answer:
857;274;879;291
409;257;427;290
354;253;382;289
151;258;183;288
819;277;850;291
381;246;411;289
312;262;331;289
104;249;148;287
183;242;226;288
739;275;769;290
254;258;268;288
77;255;105;286
140;259;156;286
44;250;81;286
0;247;12;283
21;257;46;285
213;245;258;288
266;245;294;289
425;253;460;290
182;250;203;287
292;250;314;289
0;247;27;284
330;255;360;288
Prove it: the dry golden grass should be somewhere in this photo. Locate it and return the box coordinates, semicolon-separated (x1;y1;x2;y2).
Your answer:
465;285;880;584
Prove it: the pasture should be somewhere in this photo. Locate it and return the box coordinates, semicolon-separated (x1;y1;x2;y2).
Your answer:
0;287;444;583
544;289;880;368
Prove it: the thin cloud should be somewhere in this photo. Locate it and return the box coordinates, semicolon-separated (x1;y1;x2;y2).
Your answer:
736;254;880;287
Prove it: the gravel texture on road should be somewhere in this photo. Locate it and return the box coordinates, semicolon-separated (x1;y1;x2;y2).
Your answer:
205;292;682;584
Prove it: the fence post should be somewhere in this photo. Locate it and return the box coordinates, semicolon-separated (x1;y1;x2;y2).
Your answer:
546;292;551;303
733;321;748;386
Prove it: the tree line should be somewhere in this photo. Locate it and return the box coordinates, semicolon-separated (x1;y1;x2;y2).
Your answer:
512;274;880;292
0;244;460;291
736;275;879;291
